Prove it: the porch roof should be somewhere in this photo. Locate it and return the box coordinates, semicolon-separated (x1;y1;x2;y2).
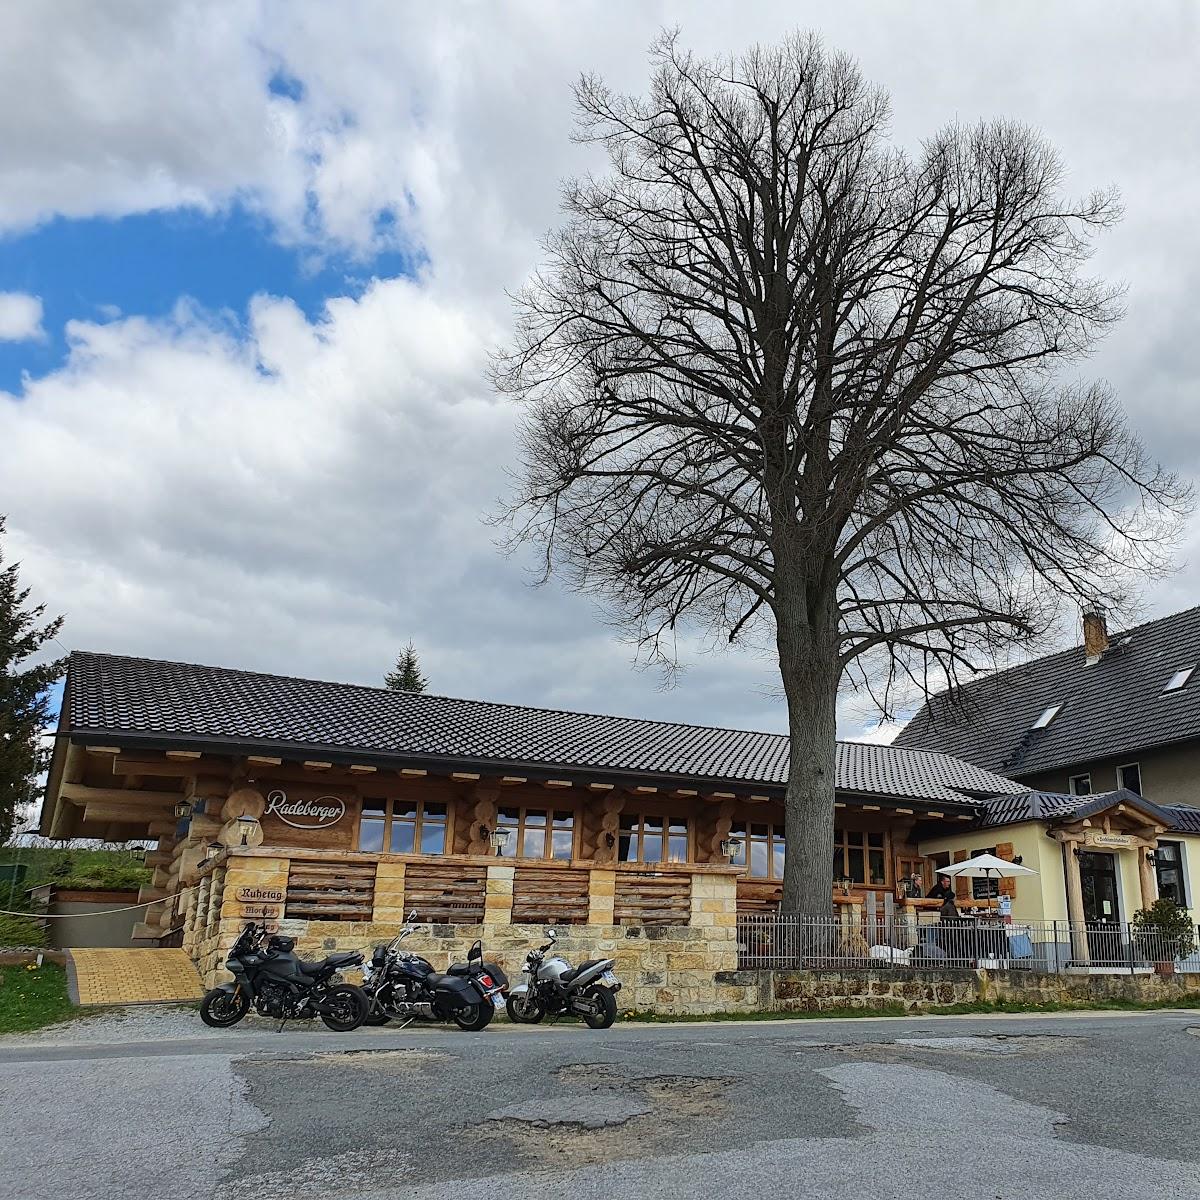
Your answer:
978;787;1200;834
58;650;1024;807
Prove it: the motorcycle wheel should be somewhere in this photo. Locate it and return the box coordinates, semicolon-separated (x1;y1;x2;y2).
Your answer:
319;984;369;1031
450;1001;494;1032
200;988;250;1028
505;992;545;1024
581;986;617;1030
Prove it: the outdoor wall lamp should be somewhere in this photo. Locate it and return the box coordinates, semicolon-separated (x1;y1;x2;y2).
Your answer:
838;874;854;895
173;801;192;819
1012;856;1024;866
603;832;617;849
719;836;744;860
484;827;511;853
235;815;257;846
1146;850;1158;863
205;841;223;861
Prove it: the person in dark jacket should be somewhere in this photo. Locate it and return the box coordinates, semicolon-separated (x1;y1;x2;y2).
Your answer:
926;874;956;902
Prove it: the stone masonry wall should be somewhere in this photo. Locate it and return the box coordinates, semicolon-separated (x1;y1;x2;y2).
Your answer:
187;852;1197;1015
718;966;1200;1012
190;852;746;1015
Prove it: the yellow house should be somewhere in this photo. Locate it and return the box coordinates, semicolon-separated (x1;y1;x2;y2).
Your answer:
917;788;1200;965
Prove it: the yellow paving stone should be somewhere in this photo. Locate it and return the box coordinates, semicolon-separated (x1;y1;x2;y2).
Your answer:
68;949;204;1006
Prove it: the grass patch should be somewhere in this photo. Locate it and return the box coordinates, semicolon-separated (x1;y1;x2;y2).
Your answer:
622;994;1200;1023
0;846;152;949
0;962;79;1034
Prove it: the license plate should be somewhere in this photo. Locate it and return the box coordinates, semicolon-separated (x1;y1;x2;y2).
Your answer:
601;971;618;986
490;992;505;1008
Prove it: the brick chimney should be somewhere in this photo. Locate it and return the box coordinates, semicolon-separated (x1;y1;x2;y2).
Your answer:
1083;610;1109;663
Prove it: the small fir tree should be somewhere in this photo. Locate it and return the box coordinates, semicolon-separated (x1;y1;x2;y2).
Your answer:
0;516;66;845
384;642;428;693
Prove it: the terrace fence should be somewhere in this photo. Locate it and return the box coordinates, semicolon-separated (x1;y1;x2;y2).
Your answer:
736;912;1200;975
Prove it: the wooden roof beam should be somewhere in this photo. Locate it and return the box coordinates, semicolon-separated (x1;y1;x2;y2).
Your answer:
61;783;183;807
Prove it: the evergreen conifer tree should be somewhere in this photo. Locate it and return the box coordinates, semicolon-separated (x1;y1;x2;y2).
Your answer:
0;516;65;844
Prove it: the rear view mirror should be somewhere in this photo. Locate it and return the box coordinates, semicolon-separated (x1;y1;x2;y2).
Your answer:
546;927;557;940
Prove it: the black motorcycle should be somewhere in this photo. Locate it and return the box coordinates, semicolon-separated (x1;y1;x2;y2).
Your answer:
200;923;368;1031
361;913;507;1032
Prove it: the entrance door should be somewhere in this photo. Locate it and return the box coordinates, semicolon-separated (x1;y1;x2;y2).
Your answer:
1078;851;1123;964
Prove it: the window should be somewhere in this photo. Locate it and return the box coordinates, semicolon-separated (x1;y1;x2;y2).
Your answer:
1118;762;1142;796
496;807;575;860
833;829;887;886
1069;774;1092;797
729;822;785;879
1031;703;1063;729
1165;666;1195;692
358;797;448;854
618;813;689;864
971;846;998;900
1155;841;1188;906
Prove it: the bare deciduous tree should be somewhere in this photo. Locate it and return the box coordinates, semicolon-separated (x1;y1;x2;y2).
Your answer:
492;32;1190;916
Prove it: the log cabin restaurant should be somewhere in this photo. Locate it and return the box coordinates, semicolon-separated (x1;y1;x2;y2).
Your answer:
40;652;1200;995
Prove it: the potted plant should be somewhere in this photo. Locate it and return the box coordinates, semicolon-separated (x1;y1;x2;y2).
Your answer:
1132;899;1197;976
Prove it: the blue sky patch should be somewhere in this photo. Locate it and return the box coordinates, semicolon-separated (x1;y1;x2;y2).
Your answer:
0;204;420;394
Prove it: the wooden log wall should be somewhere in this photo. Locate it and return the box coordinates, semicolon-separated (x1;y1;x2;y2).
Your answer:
402;861;487;924
285;857;376;921
614;871;691;925
511;866;590;925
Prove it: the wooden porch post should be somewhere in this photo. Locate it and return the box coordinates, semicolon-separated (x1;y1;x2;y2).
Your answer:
1058;834;1089;965
1137;844;1159;911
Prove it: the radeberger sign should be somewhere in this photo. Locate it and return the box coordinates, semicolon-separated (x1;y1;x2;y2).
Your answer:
264;789;346;830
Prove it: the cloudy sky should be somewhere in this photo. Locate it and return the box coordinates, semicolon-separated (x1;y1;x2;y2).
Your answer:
2;1;1198;740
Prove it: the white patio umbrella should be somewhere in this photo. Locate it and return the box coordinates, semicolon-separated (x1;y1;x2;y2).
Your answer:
940;852;1037;889
938;853;1039;963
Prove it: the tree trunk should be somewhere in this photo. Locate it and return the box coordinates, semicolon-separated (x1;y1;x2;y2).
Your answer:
776;592;839;919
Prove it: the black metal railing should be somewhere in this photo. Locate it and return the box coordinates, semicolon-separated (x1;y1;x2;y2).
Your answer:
736;913;1200;975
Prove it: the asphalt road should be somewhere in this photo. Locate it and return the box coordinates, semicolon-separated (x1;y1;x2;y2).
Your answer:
3;1010;1200;1199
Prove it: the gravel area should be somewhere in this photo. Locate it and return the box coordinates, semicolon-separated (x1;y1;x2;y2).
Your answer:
0;1004;286;1045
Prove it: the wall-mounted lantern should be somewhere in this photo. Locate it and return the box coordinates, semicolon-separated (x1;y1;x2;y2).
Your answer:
482;827;511;854
173;801;192;819
719;836;744;861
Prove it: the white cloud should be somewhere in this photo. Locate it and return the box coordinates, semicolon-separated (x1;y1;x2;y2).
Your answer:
0;292;44;341
2;2;1200;738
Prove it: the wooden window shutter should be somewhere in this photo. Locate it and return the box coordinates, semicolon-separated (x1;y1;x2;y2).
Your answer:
995;842;1018;897
952;848;969;899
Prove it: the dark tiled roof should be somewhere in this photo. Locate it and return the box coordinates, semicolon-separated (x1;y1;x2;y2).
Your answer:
893;606;1200;776
979;787;1199;835
63;651;1024;807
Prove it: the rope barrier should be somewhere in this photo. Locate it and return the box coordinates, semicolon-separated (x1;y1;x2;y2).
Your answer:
0;883;200;919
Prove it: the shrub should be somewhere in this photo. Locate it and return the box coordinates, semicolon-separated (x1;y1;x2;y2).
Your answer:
1132;899;1197;962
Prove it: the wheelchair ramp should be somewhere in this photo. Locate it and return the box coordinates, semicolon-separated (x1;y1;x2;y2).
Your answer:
67;948;204;1006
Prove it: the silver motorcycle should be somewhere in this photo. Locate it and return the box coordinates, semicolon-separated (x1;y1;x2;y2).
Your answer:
505;927;621;1028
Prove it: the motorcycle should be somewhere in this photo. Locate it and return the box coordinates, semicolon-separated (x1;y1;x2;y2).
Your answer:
505;927;621;1028
199;922;368;1031
360;912;508;1032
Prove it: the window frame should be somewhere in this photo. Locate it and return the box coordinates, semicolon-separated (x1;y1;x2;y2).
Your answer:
1154;840;1188;907
617;811;691;865
495;804;578;861
1069;773;1092;797
1117;762;1143;796
1164;666;1195;693
729;820;785;880
357;795;450;856
1031;703;1063;730
833;828;889;887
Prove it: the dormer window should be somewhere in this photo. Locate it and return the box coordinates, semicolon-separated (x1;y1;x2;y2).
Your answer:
1031;703;1063;729
1165;666;1195;692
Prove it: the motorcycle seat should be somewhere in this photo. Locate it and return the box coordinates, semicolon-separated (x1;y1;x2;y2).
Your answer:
424;972;449;988
560;958;605;983
298;952;361;975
